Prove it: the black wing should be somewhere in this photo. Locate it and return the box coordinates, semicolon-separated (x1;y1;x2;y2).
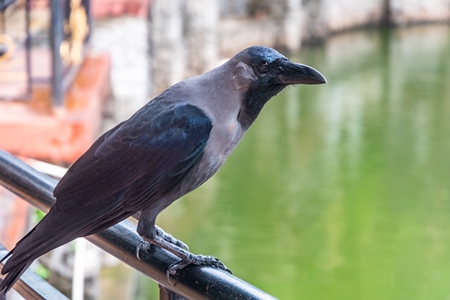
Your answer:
54;103;212;211
1;103;212;276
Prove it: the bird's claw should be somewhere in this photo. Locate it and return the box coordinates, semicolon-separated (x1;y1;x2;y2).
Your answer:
165;254;232;285
136;240;151;260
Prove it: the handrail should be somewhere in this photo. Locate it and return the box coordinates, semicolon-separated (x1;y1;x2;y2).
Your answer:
0;149;277;300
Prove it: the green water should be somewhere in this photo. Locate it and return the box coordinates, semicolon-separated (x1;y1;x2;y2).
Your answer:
139;25;450;299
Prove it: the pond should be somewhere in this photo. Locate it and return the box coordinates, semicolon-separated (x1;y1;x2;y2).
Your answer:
117;25;450;300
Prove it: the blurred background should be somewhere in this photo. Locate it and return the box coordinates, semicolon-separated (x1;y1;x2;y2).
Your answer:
0;0;450;299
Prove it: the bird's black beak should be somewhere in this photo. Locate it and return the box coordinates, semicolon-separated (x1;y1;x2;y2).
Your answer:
278;60;327;85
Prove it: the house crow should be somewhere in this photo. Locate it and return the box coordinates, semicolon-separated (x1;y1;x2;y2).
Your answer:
0;46;326;295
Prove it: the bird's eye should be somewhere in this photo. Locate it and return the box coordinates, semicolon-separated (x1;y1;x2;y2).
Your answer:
258;62;269;73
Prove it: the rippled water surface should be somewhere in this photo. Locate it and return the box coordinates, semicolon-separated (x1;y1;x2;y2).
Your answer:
133;25;450;300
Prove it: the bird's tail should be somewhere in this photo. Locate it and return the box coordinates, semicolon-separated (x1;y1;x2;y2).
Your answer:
0;249;32;296
0;280;5;300
0;208;71;296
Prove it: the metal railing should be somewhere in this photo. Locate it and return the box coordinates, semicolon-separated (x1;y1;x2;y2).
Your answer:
0;149;277;300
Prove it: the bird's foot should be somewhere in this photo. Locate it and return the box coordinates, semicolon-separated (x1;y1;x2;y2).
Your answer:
155;225;189;251
143;231;231;285
167;253;231;279
136;226;189;260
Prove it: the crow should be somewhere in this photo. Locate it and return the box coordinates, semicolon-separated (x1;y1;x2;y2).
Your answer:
0;46;326;295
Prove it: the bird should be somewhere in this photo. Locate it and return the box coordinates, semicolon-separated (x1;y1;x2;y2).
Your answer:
0;45;326;295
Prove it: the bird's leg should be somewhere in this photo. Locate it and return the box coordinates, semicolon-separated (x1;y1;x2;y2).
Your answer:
145;233;232;284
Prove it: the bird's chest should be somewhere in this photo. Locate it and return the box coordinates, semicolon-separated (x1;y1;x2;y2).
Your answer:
210;119;244;163
179;119;244;193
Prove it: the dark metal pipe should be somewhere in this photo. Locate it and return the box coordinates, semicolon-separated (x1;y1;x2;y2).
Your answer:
0;149;277;300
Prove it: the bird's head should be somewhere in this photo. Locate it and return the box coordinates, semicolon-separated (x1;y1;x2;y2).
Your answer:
230;46;326;127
